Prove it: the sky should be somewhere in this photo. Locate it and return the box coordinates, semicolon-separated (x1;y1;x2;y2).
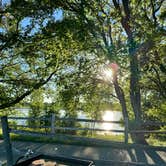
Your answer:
1;0;63;20
19;9;63;35
1;0;63;35
1;0;10;6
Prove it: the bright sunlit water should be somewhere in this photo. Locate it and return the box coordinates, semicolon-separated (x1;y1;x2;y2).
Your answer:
101;110;124;135
102;111;116;131
14;109;124;135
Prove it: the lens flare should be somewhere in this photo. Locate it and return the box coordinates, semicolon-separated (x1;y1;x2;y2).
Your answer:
102;68;113;81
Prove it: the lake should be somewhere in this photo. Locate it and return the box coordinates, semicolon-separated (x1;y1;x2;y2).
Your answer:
14;109;124;135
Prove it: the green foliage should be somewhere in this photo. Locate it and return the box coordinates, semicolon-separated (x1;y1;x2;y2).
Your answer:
0;0;92;110
28;88;44;127
145;102;166;122
0;1;165;145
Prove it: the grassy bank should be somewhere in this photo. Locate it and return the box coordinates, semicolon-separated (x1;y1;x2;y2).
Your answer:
0;131;125;147
0;129;165;147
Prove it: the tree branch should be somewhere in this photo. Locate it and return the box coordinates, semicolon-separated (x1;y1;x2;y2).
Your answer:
0;70;57;109
150;0;157;26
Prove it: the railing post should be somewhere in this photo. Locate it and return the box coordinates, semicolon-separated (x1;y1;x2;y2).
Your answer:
124;117;129;144
1;116;13;166
51;114;55;134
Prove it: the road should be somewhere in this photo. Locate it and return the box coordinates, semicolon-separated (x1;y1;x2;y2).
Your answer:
0;140;166;165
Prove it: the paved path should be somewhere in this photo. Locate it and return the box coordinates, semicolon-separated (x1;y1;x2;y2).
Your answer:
0;140;166;165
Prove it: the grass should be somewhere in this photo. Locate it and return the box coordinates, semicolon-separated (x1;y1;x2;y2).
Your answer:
0;128;126;147
87;133;129;142
0;128;165;147
146;136;166;146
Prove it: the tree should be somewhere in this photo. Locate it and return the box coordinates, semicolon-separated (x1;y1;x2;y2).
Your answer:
0;0;91;110
0;0;165;145
55;0;165;144
28;88;44;126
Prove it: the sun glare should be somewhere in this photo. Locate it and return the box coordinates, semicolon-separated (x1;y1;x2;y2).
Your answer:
102;68;113;81
102;111;114;130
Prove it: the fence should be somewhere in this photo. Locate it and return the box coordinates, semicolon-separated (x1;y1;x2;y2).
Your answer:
1;115;166;166
8;115;128;141
4;115;166;144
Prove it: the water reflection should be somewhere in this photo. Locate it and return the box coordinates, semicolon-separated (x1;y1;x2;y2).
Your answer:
101;110;124;135
14;109;124;135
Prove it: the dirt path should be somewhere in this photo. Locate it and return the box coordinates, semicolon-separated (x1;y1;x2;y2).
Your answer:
0;140;166;165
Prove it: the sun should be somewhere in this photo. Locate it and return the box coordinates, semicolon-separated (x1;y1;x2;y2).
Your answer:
102;68;113;81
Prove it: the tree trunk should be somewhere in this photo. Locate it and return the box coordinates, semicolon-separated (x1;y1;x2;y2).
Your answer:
129;40;147;144
112;74;128;119
129;41;142;121
113;0;147;144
